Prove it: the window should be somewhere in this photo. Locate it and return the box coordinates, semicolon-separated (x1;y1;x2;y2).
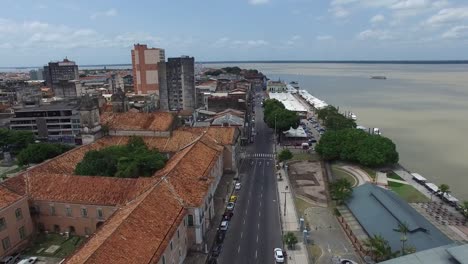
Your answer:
177;230;180;239
97;208;103;219
0;218;6;231
170;241;173;250
84;227;91;235
15;208;23;220
162;256;166;264
66;207;72;217
19;226;26;240
2;237;10;251
81;208;88;218
187;215;194;227
50;205;56;216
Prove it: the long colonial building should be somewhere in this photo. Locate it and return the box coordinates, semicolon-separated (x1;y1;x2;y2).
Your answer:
0;112;240;263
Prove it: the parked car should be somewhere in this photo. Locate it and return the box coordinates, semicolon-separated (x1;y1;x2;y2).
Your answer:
235;182;241;190
340;259;358;264
17;257;38;264
227;202;235;210
211;244;223;257
220;221;229;231
223;212;234;221
274;248;285;263
229;195;237;202
216;231;226;243
1;253;20;264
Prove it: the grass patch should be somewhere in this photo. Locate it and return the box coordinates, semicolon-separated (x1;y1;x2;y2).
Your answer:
294;197;312;217
331;166;357;187
291;152;320;161
23;233;84;258
387;171;404;181
360;166;376;179
389;183;430;203
307;244;322;263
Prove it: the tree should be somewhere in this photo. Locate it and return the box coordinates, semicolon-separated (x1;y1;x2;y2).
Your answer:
329;178;353;205
17;143;73;165
0;129;35;154
75;136;167;178
278;149;293;162
316;105;356;131
439;184;450;196
394;222;409;256
363;234;399;262
263;99;299;133
462;201;468;219
284;232;298;249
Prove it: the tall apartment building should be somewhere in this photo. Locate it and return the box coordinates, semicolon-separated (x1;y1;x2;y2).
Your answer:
29;68;44;80
159;56;195;111
43;58;79;97
131;44;165;95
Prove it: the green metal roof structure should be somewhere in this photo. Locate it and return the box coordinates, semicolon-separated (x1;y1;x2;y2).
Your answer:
346;183;452;252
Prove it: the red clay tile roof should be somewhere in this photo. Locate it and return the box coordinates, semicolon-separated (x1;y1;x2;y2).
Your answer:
65;181;185;264
178;127;239;146
154;136;223;207
100;112;174;131
27;173;156;206
1;174;26;196
0;185;22;209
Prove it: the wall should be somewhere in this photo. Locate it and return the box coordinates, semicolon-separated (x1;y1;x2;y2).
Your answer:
108;130;171;137
32;201;117;236
0;197;34;257
156;216;188;264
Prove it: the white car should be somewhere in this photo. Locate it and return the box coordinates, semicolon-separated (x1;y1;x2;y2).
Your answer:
235;183;241;190
274;248;284;263
18;257;38;264
226;202;235;210
220;221;229;231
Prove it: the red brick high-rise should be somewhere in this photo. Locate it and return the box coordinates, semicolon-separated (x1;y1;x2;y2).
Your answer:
131;44;165;95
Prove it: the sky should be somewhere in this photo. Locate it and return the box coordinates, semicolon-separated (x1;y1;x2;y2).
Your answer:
1;0;468;66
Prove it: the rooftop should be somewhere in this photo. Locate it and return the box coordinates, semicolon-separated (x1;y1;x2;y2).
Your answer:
65;181;186;264
380;243;468;264
100;112;174;131
347;183;452;252
269;92;308;113
0;185;22;209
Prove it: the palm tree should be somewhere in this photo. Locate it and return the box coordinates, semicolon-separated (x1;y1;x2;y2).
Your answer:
395;222;409;256
363;234;398;262
439;184;450;197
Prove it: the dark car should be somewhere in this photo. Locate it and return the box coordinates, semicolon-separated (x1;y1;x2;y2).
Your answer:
223;212;234;221
216;231;226;243
211;244;223;257
208;257;218;264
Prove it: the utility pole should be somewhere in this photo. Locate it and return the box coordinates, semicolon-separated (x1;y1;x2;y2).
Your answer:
274;114;277;154
282;191;290;216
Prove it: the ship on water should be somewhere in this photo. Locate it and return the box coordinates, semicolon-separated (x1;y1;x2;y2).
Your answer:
370;76;387;80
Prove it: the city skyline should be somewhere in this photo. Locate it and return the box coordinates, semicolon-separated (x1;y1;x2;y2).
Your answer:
0;0;468;66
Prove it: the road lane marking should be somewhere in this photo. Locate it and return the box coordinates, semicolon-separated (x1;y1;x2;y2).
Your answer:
241;232;243;238
327;243;331;253
243;218;246;224
257;235;259;243
258;223;260;229
238;245;240;253
255;250;258;259
259;211;261;217
260;201;262;207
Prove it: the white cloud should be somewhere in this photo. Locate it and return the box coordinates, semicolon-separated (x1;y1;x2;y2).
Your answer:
390;0;428;10
90;8;117;20
330;6;350;18
285;35;302;45
425;7;468;26
248;0;269;5
371;14;386;23
213;37;268;48
316;35;334;41
357;29;393;40
442;25;468;38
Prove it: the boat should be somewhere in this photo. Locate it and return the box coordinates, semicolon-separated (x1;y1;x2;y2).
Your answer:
373;128;381;135
289;81;300;89
370;76;387;80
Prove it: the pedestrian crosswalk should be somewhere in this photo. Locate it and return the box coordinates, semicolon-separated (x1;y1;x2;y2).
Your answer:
245;153;275;158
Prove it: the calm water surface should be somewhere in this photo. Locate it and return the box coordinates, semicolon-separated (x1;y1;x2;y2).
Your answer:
210;63;468;201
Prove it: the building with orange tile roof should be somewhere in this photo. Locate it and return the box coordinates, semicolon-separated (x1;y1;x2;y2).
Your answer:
0;127;230;263
100;112;175;137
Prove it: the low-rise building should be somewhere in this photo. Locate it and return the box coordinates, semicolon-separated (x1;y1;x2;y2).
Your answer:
267;80;287;92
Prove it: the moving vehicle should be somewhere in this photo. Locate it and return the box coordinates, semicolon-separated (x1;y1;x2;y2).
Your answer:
227;202;235;210
222;212;233;221
220;221;229;231
229;195;237;203
216;231;226;243
274;248;285;263
235;182;241;190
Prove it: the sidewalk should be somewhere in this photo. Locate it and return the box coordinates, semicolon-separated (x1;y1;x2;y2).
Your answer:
277;162;309;264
